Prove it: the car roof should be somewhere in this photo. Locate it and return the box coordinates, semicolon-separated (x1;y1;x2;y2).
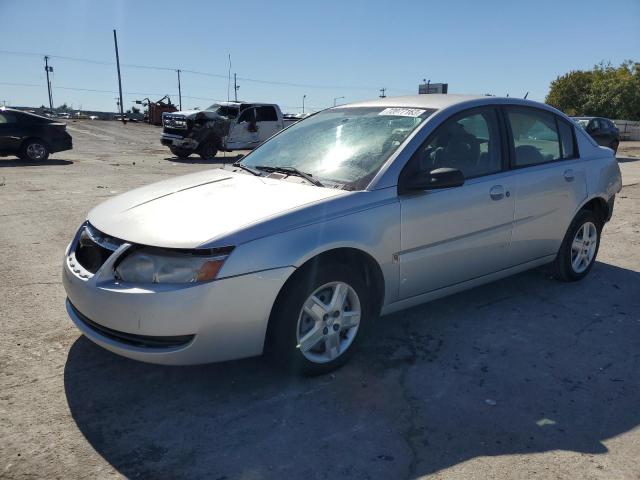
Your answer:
337;94;484;110
334;94;559;113
0;107;55;122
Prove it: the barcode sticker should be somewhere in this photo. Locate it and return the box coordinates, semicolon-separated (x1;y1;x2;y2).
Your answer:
378;107;426;117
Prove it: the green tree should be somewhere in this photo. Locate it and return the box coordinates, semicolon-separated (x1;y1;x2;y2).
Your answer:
546;61;640;120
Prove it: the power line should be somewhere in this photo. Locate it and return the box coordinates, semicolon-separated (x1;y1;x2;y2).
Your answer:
0;49;411;93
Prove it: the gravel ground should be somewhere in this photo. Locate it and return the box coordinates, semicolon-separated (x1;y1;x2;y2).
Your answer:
1;121;639;479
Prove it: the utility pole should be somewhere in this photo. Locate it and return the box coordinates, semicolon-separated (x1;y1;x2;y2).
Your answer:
176;69;182;110
233;73;239;102
302;94;306;113
379;88;386;98
113;29;125;123
44;56;53;109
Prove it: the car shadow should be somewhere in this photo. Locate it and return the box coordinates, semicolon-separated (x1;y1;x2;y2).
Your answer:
165;154;244;165
0;158;74;167
616;156;639;163
64;261;640;478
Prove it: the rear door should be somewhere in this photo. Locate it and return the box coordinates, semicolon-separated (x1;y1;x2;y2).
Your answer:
0;111;23;153
504;106;587;264
255;106;282;141
397;106;516;299
587;119;608;146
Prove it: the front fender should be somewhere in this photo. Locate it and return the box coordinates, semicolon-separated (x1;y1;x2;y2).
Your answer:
217;198;401;306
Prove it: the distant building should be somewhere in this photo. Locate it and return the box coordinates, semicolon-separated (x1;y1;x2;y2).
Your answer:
419;82;448;94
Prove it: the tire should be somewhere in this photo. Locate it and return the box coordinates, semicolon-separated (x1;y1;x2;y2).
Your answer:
611;140;619;155
268;262;373;376
169;146;192;158
20;139;49;161
198;141;218;160
552;209;602;282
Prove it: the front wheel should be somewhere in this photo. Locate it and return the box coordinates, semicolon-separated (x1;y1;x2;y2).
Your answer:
552;210;602;282
169;146;192;158
268;263;372;375
198;141;218;160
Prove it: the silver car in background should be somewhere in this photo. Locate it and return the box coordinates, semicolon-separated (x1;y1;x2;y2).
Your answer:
62;95;622;375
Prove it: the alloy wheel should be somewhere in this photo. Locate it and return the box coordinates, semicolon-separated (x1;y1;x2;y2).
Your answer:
26;143;46;160
296;281;361;364
571;221;597;273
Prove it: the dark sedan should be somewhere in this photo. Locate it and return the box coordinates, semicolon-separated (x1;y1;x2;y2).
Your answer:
0;108;73;161
572;116;620;154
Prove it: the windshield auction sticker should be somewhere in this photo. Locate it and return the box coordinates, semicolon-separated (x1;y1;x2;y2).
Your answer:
379;107;426;117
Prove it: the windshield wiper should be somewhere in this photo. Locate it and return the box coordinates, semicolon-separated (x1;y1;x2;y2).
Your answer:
232;161;261;176
254;165;324;187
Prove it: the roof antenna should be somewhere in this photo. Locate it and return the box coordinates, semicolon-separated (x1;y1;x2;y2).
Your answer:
524;91;529;99
227;54;231;102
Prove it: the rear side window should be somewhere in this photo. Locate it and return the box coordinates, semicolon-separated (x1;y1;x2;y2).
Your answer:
0;112;18;124
506;107;561;167
256;106;278;122
557;119;577;159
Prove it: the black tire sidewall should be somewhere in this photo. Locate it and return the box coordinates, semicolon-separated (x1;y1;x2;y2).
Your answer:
556;210;602;281
21;140;49;161
170;146;191;158
270;263;372;375
199;142;218;160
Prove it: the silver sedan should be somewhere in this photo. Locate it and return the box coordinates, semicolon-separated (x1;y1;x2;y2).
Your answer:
63;95;622;375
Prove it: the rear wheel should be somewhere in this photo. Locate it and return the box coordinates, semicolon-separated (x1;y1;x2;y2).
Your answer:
268;263;372;376
198;141;218;160
552;210;602;282
169;146;192;158
20;139;49;161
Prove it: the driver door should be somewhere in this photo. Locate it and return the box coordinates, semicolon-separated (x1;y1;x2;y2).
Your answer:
227;107;259;149
398;107;516;299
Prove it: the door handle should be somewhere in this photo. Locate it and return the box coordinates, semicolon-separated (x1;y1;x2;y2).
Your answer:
564;169;575;182
489;185;504;201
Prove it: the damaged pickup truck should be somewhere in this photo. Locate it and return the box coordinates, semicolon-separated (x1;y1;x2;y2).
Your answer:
160;101;295;159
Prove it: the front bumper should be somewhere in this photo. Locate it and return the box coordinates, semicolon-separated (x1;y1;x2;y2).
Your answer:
161;133;198;150
62;233;294;365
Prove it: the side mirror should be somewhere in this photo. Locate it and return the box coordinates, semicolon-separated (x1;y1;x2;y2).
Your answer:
402;167;465;193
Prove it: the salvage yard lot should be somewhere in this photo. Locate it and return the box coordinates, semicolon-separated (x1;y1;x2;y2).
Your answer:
1;120;639;479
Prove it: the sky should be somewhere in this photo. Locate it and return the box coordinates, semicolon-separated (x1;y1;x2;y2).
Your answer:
1;0;639;113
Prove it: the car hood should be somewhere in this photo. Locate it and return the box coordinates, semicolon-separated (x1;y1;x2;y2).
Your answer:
169;110;221;119
88;169;347;248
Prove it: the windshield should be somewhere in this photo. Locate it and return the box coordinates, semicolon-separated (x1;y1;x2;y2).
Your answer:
205;104;239;119
573;118;590;128
241;106;434;190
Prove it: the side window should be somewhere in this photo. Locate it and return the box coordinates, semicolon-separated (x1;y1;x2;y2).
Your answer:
0;112;18;124
589;119;600;131
256;106;278;122
557;119;577;159
506;107;561;167
237;108;256;124
410;108;502;179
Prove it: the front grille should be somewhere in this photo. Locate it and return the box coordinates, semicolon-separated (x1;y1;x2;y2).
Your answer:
70;302;195;349
162;127;191;136
74;224;123;274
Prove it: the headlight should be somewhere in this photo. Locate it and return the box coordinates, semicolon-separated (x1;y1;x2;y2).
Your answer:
114;248;231;284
